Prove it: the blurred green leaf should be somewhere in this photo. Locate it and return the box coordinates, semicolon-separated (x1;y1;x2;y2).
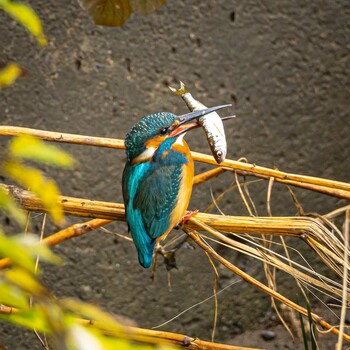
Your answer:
0;281;29;309
0;305;51;333
0;232;61;270
0;231;36;273
13;234;62;265
0;186;27;227
62;298;124;332
0;63;22;88
5;268;46;295
98;336;160;350
3;161;65;225
81;0;166;26
0;0;47;45
66;324;104;350
9;134;75;168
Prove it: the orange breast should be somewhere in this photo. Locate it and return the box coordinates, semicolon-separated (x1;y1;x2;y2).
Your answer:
158;139;194;241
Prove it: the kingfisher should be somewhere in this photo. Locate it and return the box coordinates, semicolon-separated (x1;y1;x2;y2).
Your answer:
122;105;230;268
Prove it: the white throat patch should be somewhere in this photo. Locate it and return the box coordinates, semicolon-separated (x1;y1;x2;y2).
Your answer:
132;147;156;164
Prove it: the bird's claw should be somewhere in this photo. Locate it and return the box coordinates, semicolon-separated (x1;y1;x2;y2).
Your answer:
181;209;199;225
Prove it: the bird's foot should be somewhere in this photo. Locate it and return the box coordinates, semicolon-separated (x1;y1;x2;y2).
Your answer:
181;209;199;225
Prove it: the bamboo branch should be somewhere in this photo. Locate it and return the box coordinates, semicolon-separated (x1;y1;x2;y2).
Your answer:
1;126;349;199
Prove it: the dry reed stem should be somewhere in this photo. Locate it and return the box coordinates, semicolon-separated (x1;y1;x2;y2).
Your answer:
78;319;260;350
191;217;348;300
124;326;262;350
0;184;335;236
1;125;350;199
183;226;350;342
193;167;226;186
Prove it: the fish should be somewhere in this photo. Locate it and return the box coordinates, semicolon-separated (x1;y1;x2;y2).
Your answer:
169;81;228;164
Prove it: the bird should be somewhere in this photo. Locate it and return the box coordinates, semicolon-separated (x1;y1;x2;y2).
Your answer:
122;105;230;268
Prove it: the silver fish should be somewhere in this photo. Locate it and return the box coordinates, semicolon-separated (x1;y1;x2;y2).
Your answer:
169;81;228;164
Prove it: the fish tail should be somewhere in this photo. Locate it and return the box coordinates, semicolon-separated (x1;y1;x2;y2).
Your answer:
168;81;188;95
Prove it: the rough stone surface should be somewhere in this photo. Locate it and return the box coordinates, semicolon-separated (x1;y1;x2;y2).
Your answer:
0;1;349;349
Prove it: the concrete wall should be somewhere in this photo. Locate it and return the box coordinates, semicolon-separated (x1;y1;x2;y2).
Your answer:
0;1;349;348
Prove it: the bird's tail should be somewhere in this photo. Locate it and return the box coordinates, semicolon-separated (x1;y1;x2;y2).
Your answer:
128;218;155;268
136;239;156;268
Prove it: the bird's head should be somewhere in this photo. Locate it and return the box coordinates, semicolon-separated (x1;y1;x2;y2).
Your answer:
125;105;230;164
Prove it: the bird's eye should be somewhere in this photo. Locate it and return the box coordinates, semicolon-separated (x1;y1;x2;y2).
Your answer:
160;127;168;135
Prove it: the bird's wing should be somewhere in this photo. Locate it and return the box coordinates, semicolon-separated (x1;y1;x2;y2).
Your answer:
133;163;182;240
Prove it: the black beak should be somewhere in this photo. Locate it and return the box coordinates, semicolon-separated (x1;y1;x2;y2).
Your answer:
176;104;232;125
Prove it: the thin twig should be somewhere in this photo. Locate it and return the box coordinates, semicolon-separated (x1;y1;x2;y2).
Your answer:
204;250;219;342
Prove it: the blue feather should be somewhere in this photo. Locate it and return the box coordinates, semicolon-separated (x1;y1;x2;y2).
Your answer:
122;162;155;268
122;138;188;268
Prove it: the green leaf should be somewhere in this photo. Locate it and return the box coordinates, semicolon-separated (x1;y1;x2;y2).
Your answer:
0;0;47;45
0;305;51;333
0;186;27;227
66;324;104;350
98;336;158;350
9;134;75;168
13;234;62;265
3;161;65;225
4;268;47;295
0;280;29;309
0;63;22;88
0;231;36;273
0;232;61;270
61;298;124;332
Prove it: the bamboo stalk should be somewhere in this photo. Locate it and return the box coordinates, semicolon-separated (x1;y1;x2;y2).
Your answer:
1;126;350;199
